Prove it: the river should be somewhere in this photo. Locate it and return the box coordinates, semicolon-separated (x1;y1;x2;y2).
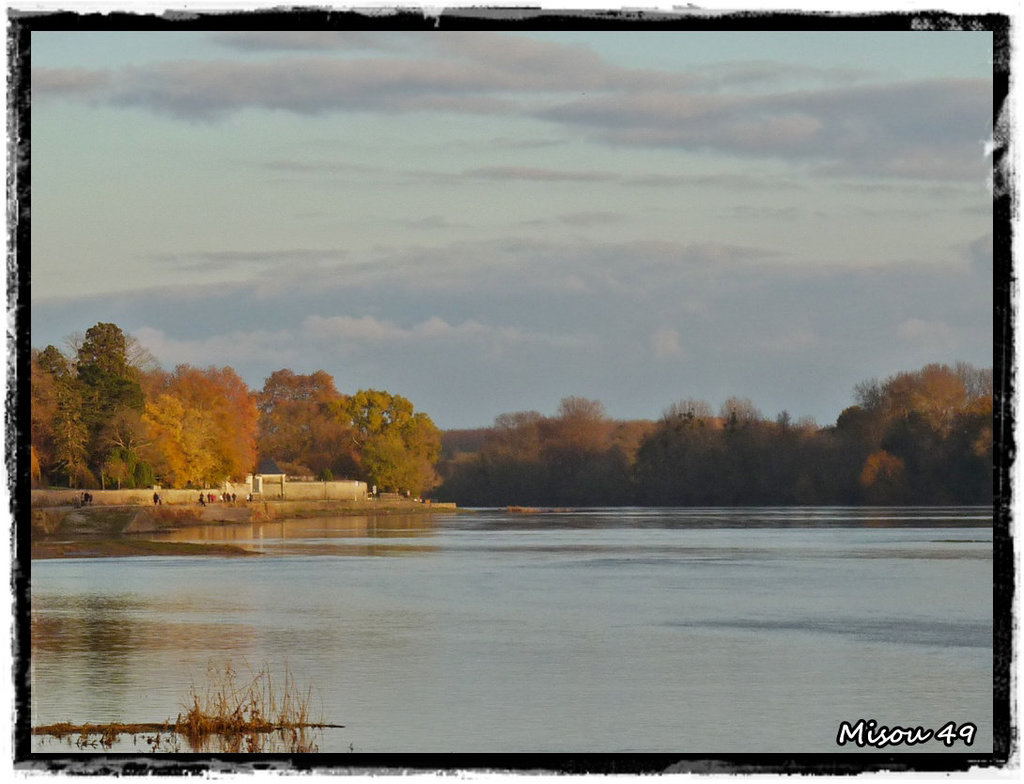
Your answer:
29;506;993;755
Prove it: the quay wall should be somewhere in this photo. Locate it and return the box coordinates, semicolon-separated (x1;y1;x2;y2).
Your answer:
32;488;222;507
243;480;368;501
32;479;368;508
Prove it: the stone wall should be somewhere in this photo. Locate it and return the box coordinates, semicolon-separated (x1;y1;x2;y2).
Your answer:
32;479;367;507
280;480;368;501
224;479;368;501
31;488;222;507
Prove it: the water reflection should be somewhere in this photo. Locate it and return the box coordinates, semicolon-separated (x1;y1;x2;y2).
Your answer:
30;507;993;753
150;513;442;556
34;725;337;754
464;506;992;530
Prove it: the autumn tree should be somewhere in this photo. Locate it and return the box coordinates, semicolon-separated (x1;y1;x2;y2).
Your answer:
850;362;992;503
32;346;91;486
439;398;640;506
256;369;356;478
859;449;907;503
539;397;633;505
30;348;59;485
142;365;258;488
342;389;442;496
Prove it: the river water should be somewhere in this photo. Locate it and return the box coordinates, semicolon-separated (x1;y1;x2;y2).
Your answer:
30;506;993;755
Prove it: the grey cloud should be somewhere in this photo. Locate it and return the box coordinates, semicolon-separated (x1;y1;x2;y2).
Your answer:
32;235;991;428
338;237;779;305
433;31;694;92
256;158;806;193
967;233;993;274
41;32;690;121
557;211;625;227
210;31;418;52
491;135;567;150
33;66;110;95
518;212;626;228
540;79;991;181
692;60;871;91
401;215;470;230
36;34;990;184
153;247;349;273
728;205;807;221
261;160;382;175
621;172;806;190
465;166;617;183
108;57;529;119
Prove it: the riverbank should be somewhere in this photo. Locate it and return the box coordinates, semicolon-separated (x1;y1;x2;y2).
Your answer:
30;496;461;560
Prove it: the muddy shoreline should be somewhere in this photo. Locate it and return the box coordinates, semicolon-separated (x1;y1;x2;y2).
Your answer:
30;498;461;560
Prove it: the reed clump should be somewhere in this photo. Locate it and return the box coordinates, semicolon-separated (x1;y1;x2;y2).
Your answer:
175;661;330;752
34;660;341;753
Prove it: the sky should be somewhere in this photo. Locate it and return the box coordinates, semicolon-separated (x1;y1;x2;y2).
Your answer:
27;22;996;430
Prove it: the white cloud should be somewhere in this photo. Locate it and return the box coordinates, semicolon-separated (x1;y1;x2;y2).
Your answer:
896;318;957;348
302;314;588;351
132;326;300;369
752;327;820;353
650;327;684;359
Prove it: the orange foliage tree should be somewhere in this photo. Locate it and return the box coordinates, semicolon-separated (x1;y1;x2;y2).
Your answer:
142;365;258;488
256;369;356;478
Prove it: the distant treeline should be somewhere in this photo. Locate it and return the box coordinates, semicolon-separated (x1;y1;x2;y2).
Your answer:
31;322;992;507
438;363;993;507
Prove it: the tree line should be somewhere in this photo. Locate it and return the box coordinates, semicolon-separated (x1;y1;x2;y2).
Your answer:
30;322;442;496
437;363;993;506
31;322;992;507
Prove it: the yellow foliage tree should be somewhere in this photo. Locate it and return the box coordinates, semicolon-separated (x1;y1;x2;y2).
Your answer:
141;366;257;488
859;449;905;487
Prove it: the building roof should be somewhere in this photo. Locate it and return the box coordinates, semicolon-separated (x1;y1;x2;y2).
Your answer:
257;457;285;475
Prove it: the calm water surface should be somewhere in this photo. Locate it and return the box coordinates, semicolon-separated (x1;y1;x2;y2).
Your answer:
30;507;993;754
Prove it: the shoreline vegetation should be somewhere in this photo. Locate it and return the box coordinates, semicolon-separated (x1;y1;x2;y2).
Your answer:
30;495;459;560
34;661;343;753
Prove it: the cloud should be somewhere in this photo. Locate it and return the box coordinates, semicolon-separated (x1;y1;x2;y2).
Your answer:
728;205;807;221
896;317;957;346
302;314;589;351
33;67;110;95
91;56;527;120
34;32;989;182
556;211;625;227
152;247;349;274
210;31;416;53
131;325;302;369
966;233;993;274
68;31;688;122
539;79;990;181
751;327;820;353
33;234;992;429
465;166;616;183
650;327;684;359
400;215;469;230
260;160;382;176
692;60;871;91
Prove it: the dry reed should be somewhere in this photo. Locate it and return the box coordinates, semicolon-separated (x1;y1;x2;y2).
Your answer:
34;660;340;753
175;660;329;752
